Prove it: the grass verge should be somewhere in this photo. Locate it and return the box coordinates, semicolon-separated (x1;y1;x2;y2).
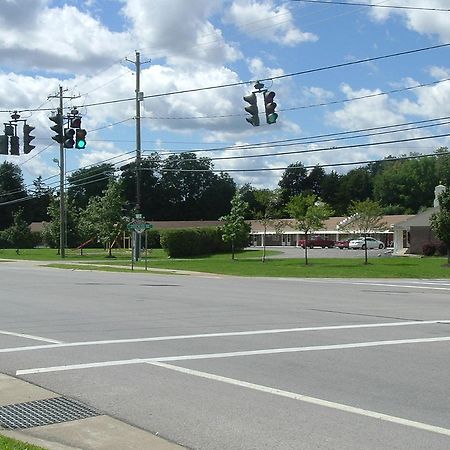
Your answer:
0;434;47;450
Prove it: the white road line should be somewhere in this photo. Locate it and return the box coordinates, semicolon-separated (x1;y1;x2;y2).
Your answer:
2;320;448;354
16;335;450;375
0;330;62;344
148;361;450;438
349;282;450;291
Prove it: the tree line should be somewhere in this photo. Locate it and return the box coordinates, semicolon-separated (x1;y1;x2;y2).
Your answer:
0;148;449;235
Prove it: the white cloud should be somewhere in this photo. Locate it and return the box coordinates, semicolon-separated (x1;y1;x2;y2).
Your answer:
368;0;450;42
122;0;241;65
225;0;318;46
0;1;133;74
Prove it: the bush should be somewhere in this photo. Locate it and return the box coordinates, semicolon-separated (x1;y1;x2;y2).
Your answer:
436;242;448;257
146;229;161;249
422;243;436;256
160;227;228;258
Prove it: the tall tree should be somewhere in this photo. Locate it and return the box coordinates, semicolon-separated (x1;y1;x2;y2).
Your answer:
67;163;116;210
337;167;373;214
430;188;450;264
26;176;53;223
287;194;333;265
278;162;308;206
120;153;162;219
0;162;26;230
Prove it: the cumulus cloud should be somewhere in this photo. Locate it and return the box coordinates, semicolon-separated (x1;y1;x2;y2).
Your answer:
368;0;450;42
0;0;133;74
225;0;318;46
122;0;241;65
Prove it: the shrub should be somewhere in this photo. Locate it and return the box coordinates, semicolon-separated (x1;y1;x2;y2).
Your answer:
422;243;436;256
436;242;448;257
146;229;161;249
160;227;229;258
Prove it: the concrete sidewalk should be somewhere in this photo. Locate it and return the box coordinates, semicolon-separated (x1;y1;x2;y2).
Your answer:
0;373;185;450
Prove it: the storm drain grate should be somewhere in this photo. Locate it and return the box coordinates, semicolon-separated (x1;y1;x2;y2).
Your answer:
0;397;99;429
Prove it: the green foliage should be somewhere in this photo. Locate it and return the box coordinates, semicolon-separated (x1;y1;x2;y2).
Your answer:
0;161;27;229
146;229;161;248
79;180;126;256
220;193;251;259
0;209;37;248
160;227;228;257
430;188;450;263
287;194;333;265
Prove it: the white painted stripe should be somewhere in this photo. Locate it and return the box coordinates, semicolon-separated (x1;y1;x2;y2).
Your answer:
0;330;62;344
2;320;447;354
148;362;450;437
349;282;450;291
16;335;450;375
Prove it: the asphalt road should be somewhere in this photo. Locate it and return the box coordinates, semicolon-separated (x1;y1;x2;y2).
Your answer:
1;261;450;449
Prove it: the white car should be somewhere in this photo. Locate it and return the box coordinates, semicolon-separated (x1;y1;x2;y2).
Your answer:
349;237;384;250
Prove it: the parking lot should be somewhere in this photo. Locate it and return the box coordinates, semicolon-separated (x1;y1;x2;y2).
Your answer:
1;262;450;449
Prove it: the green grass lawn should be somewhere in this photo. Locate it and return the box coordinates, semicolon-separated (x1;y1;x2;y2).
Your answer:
1;247;449;278
0;434;47;450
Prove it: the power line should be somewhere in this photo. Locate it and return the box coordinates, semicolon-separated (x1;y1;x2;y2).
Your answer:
291;0;450;12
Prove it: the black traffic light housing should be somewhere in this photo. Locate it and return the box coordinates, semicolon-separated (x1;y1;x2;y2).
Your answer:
0;135;8;155
243;93;260;127
23;124;36;154
10;135;19;156
63;128;75;148
264;91;278;124
75;129;87;149
49;113;63;143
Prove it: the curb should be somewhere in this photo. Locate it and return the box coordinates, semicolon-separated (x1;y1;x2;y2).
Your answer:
0;373;185;450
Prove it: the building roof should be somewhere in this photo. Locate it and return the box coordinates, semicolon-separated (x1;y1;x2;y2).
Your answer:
249;215;414;234
393;207;439;230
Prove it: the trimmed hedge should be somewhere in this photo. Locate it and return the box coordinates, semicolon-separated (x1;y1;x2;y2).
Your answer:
160;227;234;258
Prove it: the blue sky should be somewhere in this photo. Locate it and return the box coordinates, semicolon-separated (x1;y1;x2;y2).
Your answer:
0;0;449;191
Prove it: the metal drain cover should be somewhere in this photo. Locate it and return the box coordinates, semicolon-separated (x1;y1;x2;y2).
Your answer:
0;397;99;429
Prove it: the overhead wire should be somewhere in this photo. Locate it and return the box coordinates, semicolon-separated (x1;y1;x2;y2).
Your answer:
291;1;450;12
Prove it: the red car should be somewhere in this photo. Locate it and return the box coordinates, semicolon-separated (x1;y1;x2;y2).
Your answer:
335;239;350;249
297;236;335;248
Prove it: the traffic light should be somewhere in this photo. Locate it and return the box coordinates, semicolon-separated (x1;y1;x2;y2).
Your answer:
70;117;81;129
243;93;260;127
49;113;63;143
264;91;278;124
10;135;19;156
23;124;35;154
75;129;87;149
63;128;75;148
0;135;8;155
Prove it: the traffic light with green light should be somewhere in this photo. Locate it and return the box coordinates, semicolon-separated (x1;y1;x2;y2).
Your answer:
75;129;87;149
264;91;278;125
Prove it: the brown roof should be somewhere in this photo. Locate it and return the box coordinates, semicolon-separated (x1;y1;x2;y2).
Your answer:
248;215;415;233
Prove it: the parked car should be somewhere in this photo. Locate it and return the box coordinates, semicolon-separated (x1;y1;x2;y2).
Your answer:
335;239;350;249
297;236;335;248
349;237;384;250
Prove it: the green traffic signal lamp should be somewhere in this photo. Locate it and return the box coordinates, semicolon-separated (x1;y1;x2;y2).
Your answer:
264;91;278;125
75;129;87;149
